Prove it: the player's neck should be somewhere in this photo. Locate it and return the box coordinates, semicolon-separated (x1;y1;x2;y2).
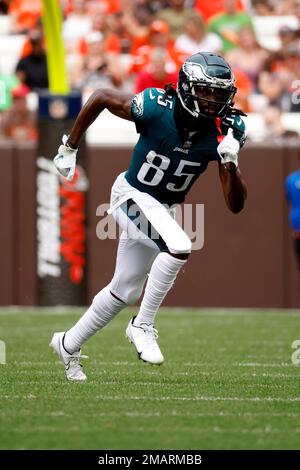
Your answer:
174;98;213;135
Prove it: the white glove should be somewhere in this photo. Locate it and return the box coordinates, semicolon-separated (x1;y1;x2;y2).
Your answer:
217;128;240;168
53;134;78;181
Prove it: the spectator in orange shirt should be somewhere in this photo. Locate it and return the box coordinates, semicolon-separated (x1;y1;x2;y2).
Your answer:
62;0;120;16
9;0;42;34
194;0;244;21
78;11;122;56
130;19;181;75
109;10;149;54
135;47;178;93
232;67;253;112
89;0;120;14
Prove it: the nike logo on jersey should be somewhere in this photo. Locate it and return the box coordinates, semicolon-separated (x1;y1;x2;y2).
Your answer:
149;90;156;100
236;118;242;125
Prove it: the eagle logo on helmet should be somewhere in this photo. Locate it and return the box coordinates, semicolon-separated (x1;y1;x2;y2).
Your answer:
183;61;235;88
183;62;207;81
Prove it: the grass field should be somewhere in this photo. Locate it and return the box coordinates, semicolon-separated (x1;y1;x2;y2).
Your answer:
0;307;300;450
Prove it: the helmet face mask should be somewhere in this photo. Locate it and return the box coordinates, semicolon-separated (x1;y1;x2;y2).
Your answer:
178;53;237;119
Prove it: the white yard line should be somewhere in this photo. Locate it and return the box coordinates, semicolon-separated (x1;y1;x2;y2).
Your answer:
8;426;300;435
175;371;298;378
1;395;300;403
235;362;294;367
1;410;299;419
183;362;295;367
93;395;300;403
9;360;299;369
10;380;297;389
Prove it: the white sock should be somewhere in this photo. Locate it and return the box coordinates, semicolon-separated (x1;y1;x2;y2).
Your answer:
134;252;187;327
63;285;125;353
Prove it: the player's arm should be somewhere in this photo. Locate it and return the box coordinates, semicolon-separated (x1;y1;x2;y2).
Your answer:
218;163;247;214
217;128;247;214
53;89;134;181
68;89;134;148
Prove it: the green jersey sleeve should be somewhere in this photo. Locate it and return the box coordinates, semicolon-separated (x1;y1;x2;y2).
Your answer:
131;88;165;134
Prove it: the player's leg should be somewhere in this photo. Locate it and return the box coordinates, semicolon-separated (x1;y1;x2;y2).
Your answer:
50;230;158;380
119;197;191;327
109;232;159;305
113;197;192;364
49;275;125;381
63;231;158;349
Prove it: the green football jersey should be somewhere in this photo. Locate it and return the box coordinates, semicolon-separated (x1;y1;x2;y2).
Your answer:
126;87;246;207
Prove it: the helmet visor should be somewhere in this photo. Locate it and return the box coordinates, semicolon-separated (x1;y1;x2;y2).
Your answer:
191;84;236;117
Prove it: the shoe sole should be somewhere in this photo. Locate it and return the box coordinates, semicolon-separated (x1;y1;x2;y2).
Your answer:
125;328;164;366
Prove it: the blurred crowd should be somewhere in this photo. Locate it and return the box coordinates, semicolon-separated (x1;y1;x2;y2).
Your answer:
0;0;300;141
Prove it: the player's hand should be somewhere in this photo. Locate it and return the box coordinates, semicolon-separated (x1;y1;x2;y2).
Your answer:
53;134;78;181
217;128;240;168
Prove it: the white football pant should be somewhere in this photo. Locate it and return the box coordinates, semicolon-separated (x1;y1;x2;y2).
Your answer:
63;173;191;353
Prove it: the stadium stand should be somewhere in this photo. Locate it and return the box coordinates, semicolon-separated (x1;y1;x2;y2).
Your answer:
0;0;299;143
253;15;299;49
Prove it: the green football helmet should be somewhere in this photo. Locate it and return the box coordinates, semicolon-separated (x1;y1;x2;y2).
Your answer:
177;52;237;119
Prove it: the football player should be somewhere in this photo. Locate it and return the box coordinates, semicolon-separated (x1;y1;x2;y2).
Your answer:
50;52;247;381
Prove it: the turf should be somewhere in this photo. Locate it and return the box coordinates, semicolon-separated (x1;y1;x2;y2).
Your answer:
0;307;300;450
